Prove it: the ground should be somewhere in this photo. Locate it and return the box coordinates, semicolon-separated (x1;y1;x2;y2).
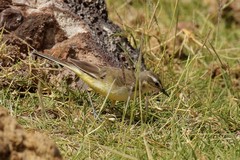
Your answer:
0;0;240;159
0;107;62;160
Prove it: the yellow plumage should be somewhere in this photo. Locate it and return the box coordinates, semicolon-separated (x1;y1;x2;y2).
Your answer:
32;51;169;102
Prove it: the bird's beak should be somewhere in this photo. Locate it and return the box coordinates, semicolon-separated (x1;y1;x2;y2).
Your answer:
161;88;169;97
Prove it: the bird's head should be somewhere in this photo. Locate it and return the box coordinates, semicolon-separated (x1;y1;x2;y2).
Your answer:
139;71;169;97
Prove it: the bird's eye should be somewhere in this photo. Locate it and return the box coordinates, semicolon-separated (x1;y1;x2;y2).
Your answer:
154;82;160;86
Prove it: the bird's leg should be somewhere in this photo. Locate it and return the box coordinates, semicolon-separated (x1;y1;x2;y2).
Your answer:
104;100;116;114
110;100;116;108
87;91;100;120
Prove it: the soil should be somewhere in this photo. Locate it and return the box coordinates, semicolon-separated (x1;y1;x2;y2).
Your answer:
0;106;62;160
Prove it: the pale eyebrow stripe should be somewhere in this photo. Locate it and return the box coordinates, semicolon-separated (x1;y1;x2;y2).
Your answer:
147;75;159;83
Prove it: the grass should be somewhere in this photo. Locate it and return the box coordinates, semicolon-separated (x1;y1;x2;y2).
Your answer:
1;0;240;159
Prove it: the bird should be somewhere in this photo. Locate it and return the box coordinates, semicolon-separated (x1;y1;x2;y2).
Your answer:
32;51;169;104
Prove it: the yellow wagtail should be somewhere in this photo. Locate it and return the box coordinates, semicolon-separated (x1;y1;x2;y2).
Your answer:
32;51;169;104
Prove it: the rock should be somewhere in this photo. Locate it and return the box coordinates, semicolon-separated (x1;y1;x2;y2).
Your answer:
0;106;62;160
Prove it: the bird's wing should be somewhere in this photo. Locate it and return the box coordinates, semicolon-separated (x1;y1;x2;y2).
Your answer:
68;58;103;79
111;68;136;87
32;51;81;75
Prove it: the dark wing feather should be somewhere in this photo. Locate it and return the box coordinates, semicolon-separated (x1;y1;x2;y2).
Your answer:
32;51;79;72
112;68;136;87
68;58;102;79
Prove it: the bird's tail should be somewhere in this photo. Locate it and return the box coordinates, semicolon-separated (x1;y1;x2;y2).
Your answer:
31;51;82;75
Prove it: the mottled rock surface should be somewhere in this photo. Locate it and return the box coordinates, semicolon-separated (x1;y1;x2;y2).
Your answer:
0;107;62;160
